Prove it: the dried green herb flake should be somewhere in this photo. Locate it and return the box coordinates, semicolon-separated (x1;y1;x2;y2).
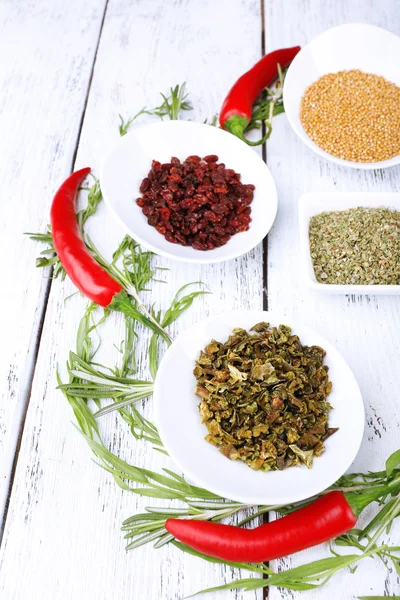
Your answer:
194;322;335;472
309;207;400;285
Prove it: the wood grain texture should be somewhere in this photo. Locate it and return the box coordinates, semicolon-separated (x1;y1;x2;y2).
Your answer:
0;0;107;530
0;0;265;598
264;0;400;598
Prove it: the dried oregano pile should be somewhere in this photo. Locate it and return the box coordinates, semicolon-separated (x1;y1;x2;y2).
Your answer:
309;207;400;285
194;322;336;471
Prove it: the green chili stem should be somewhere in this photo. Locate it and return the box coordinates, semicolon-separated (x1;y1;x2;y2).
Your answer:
345;476;400;517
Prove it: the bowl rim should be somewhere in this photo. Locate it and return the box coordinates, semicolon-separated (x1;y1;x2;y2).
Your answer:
283;22;400;170
153;308;365;505
100;120;278;264
298;191;400;294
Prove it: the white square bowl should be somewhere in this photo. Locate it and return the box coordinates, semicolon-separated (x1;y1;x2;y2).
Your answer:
298;192;400;295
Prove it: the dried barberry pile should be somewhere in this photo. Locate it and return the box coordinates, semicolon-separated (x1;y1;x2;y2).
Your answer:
136;155;255;250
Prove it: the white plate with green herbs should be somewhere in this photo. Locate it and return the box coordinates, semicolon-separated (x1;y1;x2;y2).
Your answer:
299;192;400;295
153;310;364;505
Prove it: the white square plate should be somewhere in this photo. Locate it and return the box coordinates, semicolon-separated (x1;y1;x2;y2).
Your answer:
298;192;400;295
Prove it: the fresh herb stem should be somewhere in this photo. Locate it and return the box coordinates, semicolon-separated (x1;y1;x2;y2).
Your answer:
152;83;192;120
246;64;286;137
148;282;209;375
203;114;218;127
26;227;67;278
193;545;391;596
119;108;149;136
119;82;192;136
83;234;172;344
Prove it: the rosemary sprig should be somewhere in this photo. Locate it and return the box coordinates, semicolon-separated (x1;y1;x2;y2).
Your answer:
119;82;192;136
76;176;103;231
192;543;397;596
149;282;209;378
151;83;192;120
203;114;218;127
203;113;219;127
119;405;163;448
358;597;400;599
122;501;247;551
58;351;154;417
27;227;66;278
59;299;215;497
111;235;166;292
245;64;286;138
119;107;149;136
60;282;208;417
83;234;172;344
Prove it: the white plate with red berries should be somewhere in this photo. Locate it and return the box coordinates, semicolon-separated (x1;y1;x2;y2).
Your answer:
100;120;278;264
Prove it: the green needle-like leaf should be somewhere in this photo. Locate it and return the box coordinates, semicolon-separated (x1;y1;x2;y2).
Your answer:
386;449;400;479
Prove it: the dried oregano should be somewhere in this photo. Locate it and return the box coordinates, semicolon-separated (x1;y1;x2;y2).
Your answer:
309;207;400;285
194;323;336;472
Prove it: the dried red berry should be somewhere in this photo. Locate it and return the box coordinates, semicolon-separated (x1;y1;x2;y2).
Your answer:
139;178;151;193
136;155;255;251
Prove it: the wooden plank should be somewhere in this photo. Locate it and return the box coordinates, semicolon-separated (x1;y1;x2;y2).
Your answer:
0;1;265;598
0;0;108;530
264;0;400;597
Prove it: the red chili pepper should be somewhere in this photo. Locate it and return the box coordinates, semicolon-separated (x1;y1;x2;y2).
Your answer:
165;487;393;562
51;168;123;307
50;168;171;343
219;46;301;146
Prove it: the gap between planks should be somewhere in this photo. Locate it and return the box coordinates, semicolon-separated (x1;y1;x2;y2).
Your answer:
260;0;270;598
0;276;51;544
0;0;110;548
1;2;271;597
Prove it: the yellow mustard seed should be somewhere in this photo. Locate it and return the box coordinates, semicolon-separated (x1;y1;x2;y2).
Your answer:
300;70;400;162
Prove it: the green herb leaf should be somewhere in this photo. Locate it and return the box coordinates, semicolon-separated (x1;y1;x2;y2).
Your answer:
161;282;209;328
203;114;218;127
151;83;192;120
119;108;149;136
119;82;192;135
386;449;400;479
191;547;383;597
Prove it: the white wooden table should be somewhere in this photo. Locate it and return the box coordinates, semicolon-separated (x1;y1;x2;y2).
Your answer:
1;1;399;598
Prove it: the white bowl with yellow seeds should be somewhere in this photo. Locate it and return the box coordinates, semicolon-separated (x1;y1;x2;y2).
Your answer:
284;24;400;169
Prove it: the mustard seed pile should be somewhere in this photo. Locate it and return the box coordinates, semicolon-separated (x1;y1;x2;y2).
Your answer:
300;70;400;163
309;207;400;285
